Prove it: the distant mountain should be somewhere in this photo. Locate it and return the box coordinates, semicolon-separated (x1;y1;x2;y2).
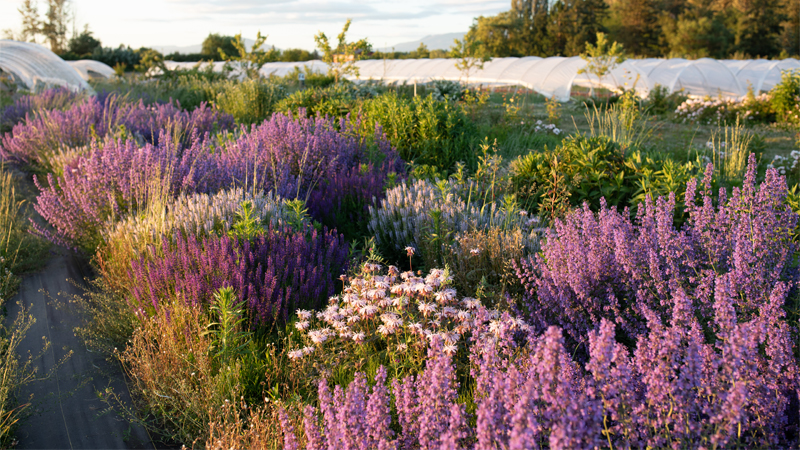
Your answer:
379;32;466;52
154;38;267;55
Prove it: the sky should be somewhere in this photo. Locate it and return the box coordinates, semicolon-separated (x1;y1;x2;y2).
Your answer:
0;0;507;51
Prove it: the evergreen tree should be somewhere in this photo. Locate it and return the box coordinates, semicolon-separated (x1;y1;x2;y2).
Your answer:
201;33;239;59
781;0;800;56
67;26;100;56
729;0;785;57
607;0;661;56
547;0;607;56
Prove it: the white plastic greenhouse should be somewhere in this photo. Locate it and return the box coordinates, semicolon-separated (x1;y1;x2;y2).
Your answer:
4;36;796;102
160;56;800;101
0;40;90;92
67;60;116;81
351;56;800;101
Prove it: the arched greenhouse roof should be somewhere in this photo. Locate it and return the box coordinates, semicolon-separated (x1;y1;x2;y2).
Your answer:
0;40;90;92
68;60;115;81
351;56;800;100
139;56;800;102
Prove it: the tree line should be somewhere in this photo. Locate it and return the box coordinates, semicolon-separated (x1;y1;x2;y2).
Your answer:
468;0;798;59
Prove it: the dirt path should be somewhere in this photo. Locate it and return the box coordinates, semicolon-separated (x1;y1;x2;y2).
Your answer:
7;248;155;449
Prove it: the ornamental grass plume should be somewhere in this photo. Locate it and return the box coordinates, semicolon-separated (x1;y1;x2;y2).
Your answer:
516;154;799;345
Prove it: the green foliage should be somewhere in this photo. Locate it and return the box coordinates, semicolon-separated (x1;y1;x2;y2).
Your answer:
509;134;705;220
770;69;800;124
429;80;466;103
578;32;626;95
281;66;336;89
314;19;372;83
205;287;252;362
585;89;654;153
644;84;688;115
215;79;286;125
227;201;263;241
220;32;279;80
134;48;166;74
274;83;364;117
449;34;490;83
281;198;315;233
67;27;101;57
201;33;239;59
357;92;481;173
90;45;143;72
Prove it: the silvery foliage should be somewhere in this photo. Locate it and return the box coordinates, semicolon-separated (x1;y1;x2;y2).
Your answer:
368;178;540;255
105;187;303;245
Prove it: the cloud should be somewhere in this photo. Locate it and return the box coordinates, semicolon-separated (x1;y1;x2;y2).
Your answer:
160;0;501;25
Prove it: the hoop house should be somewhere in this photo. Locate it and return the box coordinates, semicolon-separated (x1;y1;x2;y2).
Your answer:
68;60;115;81
0;40;90;92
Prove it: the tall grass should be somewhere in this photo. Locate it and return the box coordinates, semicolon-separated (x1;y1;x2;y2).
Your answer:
0;165;50;446
584;91;655;152
708;116;754;185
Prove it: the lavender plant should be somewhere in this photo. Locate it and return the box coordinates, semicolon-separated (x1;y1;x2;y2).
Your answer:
1;94;232;168
0;87;84;133
217;110;403;238
33;135;220;252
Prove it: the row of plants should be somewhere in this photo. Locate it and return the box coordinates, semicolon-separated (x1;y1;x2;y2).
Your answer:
670;70;800;126
2;79;800;448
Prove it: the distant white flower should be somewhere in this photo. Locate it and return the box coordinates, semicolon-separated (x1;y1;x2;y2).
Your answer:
288;349;305;360
296;310;313;320
405;246;416;257
295;320;310;331
352;332;366;343
443;344;458;355
470;248;481;255
396;343;408;352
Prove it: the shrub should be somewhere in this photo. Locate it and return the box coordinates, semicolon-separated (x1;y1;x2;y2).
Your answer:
769;69;800;124
286;264;524;383
98;188;309;292
643;84;687;115
357;92;481;173
127;224;349;325
215;79;287;125
274;84;363;117
674;92;774;125
218;111;403;239
509;134;709;220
